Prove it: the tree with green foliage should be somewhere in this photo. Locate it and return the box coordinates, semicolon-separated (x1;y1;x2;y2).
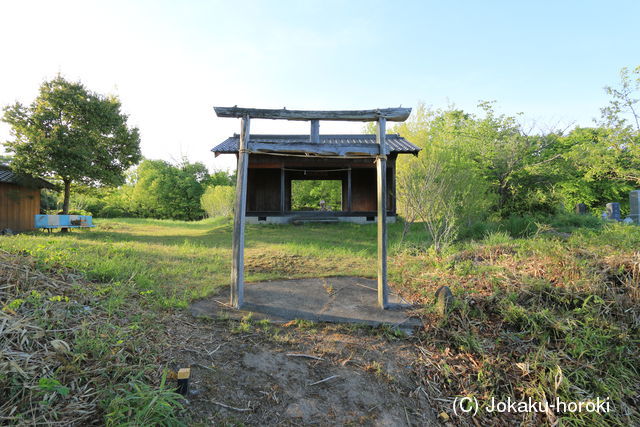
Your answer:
205;169;236;187
291;180;342;211
553;127;637;209
391;105;495;249
601;65;640;134
466;102;545;212
129;159;209;220
2;76;141;216
546;66;640;211
595;66;640;184
61;162;233;219
393;103;574;220
393;105;495;211
201;185;235;218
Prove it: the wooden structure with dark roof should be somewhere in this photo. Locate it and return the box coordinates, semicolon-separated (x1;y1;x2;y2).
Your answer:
213;135;419;222
212;106;417;310
0;165;55;232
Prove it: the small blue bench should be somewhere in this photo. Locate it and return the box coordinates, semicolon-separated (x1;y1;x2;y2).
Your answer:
35;215;95;230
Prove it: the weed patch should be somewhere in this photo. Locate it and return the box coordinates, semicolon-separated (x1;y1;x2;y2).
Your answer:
0;251;185;424
405;228;640;425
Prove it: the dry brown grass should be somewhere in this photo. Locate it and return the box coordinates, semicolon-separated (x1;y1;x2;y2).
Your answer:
397;235;640;426
0;250;176;425
0;251;103;424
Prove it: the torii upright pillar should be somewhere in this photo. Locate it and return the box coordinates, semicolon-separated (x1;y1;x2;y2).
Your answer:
230;115;250;308
376;117;389;309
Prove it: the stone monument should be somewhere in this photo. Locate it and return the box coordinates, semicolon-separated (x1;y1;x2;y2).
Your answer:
606;202;621;221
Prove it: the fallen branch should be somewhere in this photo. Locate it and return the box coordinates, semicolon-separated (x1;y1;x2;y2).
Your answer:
213;299;233;308
207;343;226;356
193;363;215;372
308;375;340;386
212;400;251;412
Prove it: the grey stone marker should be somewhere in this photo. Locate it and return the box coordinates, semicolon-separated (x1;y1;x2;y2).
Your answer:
631;191;640;224
575;203;587;215
606;202;621;221
434;286;454;318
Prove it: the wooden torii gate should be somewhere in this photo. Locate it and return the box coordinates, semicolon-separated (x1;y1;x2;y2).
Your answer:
213;106;412;310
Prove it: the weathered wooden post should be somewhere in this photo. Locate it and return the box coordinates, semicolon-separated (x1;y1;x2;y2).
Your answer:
280;167;286;214
310;119;320;143
630;190;640;224
347;168;352;212
230;115;250;308
376;116;389;309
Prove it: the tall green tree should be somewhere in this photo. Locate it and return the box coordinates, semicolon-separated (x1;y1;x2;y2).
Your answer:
391;105;496;248
548;66;640;210
130;159;208;220
596;66;640;184
393;103;569;218
554;128;634;208
601;65;640;134
392;104;496;221
2;75;141;214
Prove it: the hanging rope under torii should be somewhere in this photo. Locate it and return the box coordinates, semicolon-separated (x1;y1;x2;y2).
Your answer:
236;148;384;160
283;167;352;173
213;106;412;310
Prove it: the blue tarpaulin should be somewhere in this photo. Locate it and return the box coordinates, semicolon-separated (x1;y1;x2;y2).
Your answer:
35;215;94;229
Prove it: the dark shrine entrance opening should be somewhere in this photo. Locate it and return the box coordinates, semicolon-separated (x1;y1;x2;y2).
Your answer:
244;159;396;217
291;179;342;212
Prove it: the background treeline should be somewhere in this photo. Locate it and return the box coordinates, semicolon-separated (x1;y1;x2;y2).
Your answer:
49;159;235;221
388;66;640;248
43;66;640;240
394;102;638;218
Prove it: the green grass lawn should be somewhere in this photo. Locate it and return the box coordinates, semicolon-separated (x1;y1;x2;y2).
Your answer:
0;217;422;308
2;217;639;425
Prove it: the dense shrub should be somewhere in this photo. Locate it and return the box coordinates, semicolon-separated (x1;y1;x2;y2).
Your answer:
99;206;129;218
200;185;235;218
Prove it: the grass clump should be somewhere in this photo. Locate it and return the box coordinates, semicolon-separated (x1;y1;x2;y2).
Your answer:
406;225;640;425
0;251;185;425
104;374;185;426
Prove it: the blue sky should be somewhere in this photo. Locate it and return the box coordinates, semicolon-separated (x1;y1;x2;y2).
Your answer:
0;0;638;170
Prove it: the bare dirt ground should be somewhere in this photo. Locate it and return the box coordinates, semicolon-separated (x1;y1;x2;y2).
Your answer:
160;309;439;426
